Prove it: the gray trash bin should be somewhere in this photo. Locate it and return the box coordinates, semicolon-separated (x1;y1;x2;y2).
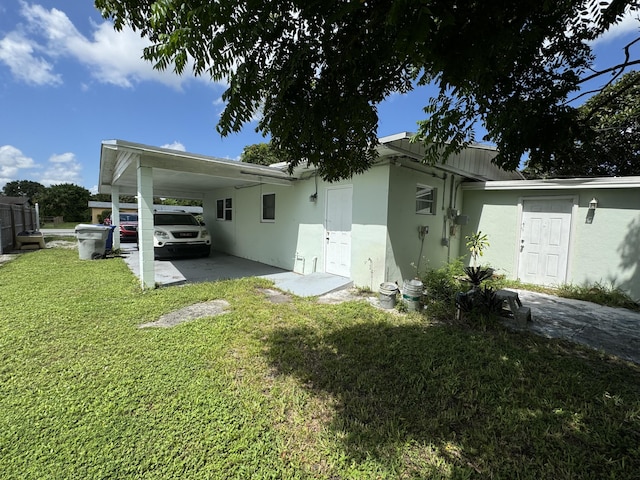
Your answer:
75;224;110;260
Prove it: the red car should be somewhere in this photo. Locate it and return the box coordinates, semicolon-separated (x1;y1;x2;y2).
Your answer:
118;213;138;241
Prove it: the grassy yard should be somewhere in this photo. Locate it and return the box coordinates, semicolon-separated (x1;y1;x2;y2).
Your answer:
1;248;639;479
40;222;81;230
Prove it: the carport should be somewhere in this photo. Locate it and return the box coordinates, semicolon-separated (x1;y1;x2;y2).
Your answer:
98;140;296;288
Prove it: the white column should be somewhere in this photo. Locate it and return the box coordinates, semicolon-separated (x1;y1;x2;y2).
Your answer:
137;162;155;289
111;185;121;251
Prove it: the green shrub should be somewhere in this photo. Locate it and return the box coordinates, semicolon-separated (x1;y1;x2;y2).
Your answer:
421;258;467;320
556;281;640;311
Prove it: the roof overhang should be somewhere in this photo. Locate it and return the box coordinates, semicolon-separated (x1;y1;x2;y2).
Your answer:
462;176;640;191
99;140;296;199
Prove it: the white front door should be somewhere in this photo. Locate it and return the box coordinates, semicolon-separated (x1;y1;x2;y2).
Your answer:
518;198;573;285
325;186;352;277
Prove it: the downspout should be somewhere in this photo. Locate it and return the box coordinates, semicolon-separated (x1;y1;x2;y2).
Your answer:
441;174;448;250
447;175;455;262
451;179;464;262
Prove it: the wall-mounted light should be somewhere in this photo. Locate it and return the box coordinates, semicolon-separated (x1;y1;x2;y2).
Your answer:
309;193;317;202
585;198;598;224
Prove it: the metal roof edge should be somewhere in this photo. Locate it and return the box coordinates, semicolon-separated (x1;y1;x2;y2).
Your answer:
462;176;640;190
378;132;413;143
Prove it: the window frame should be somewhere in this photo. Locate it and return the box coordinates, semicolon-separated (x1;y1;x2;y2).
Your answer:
216;197;233;221
416;184;437;215
261;192;276;223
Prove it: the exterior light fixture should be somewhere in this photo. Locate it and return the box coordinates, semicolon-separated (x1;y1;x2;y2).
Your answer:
589;198;598;210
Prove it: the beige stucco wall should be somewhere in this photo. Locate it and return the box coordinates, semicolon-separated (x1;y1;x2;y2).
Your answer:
460;187;640;301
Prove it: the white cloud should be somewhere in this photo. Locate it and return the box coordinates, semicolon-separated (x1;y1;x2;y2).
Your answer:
0;31;62;86
0;145;88;189
0;145;37;182
40;152;83;186
20;2;186;89
593;9;640;44
0;2;222;90
161;141;186;151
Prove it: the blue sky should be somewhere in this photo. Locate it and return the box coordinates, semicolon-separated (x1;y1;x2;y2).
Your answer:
0;1;638;193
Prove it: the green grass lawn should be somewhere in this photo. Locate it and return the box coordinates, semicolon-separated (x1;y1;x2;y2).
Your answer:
1;248;639;479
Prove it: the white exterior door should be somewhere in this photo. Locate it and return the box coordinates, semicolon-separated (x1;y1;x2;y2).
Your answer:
325;186;352;277
518;198;573;285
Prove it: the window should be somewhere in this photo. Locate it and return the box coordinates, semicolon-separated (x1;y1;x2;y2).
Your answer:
416;184;436;215
261;193;275;222
216;198;232;221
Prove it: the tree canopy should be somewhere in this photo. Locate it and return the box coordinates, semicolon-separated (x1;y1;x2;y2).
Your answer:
240;143;288;166
524;70;640;177
40;183;92;222
96;0;640;180
2;180;46;203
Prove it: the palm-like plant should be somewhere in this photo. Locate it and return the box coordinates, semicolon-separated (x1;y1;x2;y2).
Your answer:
463;265;494;288
464;232;493;288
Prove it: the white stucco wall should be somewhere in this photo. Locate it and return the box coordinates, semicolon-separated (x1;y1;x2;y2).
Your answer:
203;165;392;288
203;160;475;290
459;189;521;276
385;162;466;285
460;187;640;301
204;179;324;272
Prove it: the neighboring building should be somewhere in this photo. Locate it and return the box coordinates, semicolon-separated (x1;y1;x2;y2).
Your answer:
97;134;640;302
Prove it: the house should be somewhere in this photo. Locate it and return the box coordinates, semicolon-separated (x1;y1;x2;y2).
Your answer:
97;134;640;302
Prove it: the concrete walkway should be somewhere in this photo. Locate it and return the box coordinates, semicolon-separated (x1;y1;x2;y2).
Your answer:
514;289;640;365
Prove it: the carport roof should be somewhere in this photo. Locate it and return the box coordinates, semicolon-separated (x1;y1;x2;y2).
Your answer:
99;139;297;199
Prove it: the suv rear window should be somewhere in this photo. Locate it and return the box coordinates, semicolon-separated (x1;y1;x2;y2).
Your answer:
154;214;200;226
119;213;138;222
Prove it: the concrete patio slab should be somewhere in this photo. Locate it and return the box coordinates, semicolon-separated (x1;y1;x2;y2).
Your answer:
120;245;352;297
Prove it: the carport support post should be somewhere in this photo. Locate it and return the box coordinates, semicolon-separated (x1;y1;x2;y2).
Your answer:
111;185;121;251
137;163;155;289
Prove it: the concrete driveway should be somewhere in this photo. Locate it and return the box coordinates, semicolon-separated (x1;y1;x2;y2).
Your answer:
120;244;352;297
515;290;640;365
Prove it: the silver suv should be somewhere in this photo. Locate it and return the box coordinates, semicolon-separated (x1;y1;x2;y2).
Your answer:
153;211;211;259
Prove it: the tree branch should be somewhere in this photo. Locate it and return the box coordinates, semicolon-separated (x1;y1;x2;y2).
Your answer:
577;58;640;85
566;53;640;104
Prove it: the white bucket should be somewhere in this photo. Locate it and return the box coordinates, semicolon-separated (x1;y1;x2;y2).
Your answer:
402;279;424;311
379;282;399;309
